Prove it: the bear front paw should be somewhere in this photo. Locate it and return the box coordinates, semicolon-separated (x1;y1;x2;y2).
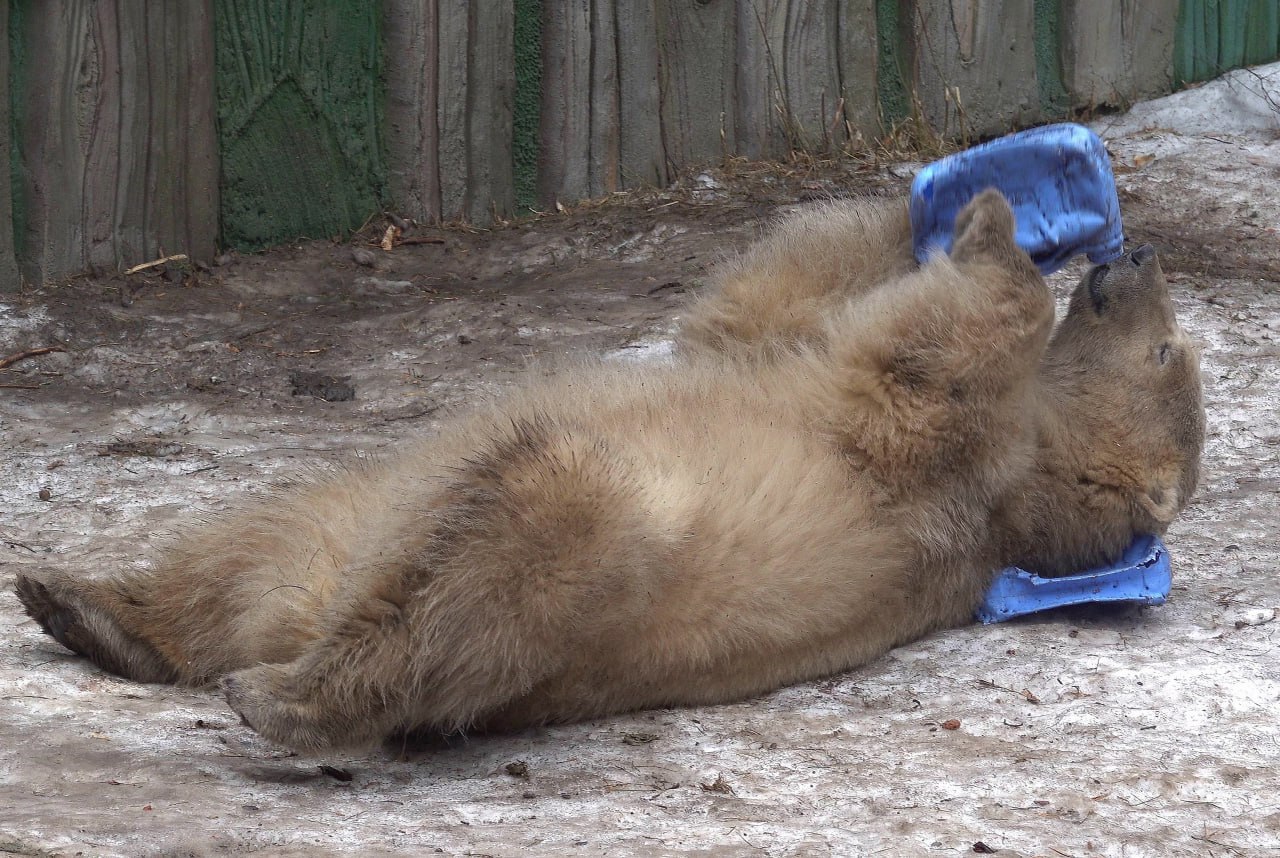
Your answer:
223;664;326;750
222;664;377;751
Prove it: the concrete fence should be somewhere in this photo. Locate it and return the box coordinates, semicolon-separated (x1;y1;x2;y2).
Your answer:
2;0;1277;288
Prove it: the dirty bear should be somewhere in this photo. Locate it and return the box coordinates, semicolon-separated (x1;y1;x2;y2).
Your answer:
15;190;1205;751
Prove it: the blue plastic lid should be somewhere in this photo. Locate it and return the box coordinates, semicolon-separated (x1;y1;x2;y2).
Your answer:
976;534;1171;624
910;123;1125;275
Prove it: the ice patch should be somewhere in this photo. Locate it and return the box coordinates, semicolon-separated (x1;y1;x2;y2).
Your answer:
603;337;675;363
1094;61;1280;140
0;303;50;335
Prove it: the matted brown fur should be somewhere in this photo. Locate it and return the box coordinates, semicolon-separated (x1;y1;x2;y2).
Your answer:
14;191;1204;751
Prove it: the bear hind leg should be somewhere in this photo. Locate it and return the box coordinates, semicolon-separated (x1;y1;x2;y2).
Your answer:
220;546;580;751
223;420;658;750
14;570;179;684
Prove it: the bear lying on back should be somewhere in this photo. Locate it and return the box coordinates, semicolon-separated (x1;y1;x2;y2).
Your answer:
15;190;1204;751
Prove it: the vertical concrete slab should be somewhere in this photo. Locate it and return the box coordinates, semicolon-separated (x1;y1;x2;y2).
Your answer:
906;0;1041;138
0;0;20;291
588;0;620;195
13;2;218;283
1124;0;1179;101
535;0;621;204
436;0;471;219
384;0;442;223
735;0;787;159
737;0;878;157
436;1;515;221
1062;0;1178;107
654;0;737;169
538;0;593;205
778;0;848;152
837;0;881;143
465;3;515;220
737;0;848;155
616;1;665;187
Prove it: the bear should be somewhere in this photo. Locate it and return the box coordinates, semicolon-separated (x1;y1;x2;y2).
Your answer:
13;190;1204;752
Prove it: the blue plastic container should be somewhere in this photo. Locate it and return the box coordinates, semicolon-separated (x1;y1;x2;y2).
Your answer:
910;123;1125;275
976;534;1171;624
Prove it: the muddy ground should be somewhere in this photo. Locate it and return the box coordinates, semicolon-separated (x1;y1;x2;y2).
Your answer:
2;70;1279;857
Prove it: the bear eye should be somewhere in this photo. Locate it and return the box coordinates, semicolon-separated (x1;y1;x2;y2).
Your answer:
1158;343;1172;365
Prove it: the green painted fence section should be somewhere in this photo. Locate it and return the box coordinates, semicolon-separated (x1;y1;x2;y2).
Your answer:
3;0;1280;288
214;0;385;250
1176;0;1280;84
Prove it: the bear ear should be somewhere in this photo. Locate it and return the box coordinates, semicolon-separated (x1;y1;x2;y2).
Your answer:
1136;480;1180;527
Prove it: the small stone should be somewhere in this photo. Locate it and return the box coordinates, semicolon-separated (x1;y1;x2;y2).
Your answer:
318;764;354;782
38;487;52;501
289;371;355;402
352;248;378;267
621;731;660;745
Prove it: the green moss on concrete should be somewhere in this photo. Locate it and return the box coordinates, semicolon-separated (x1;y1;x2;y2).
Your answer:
1033;0;1068;115
875;0;908;125
513;0;540;212
214;0;385;251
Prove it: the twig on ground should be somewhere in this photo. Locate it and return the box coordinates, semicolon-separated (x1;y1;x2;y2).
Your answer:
0;346;65;370
3;537;41;553
182;465;220;476
382;406;442;422
229;322;276;342
1238;66;1280;116
124;254;188;275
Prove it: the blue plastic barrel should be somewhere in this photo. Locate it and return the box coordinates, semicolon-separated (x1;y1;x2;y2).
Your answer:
977;535;1171;624
910;123;1125;275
